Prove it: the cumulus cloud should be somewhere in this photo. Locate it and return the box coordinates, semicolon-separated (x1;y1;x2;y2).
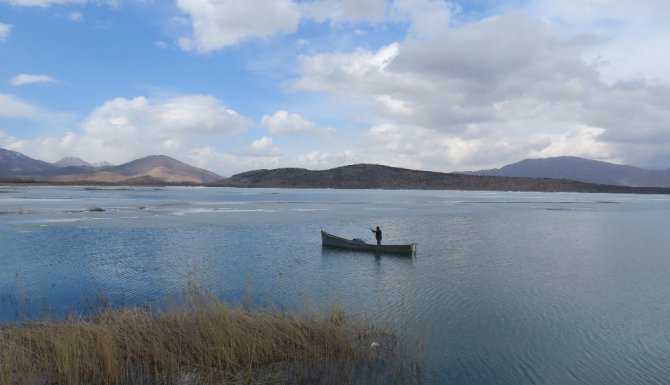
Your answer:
361;123;477;170
292;42;403;95
188;146;237;173
176;0;390;53
300;0;387;23
0;93;44;118
5;0;670;173
247;136;280;156
70;95;252;162
0;130;19;148
531;0;670;24
582;82;670;144
10;74;57;86
5;94;253;166
261;111;314;135
528;0;670;85
260;110;336;136
82;95;251;138
0;23;11;40
296;150;357;169
189;146;284;176
296;12;599;132
391;0;458;39
176;0;301;52
290;7;670;170
529;124;615;161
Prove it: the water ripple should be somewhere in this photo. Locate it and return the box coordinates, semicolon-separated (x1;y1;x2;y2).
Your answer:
3;187;670;384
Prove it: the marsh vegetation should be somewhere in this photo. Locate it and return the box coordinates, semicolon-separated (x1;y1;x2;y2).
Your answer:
0;292;418;385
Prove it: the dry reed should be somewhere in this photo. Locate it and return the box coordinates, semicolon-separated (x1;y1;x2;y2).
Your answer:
0;293;413;385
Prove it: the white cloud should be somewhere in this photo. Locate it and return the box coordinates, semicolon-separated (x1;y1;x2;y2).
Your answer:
0;23;12;40
0;94;43;118
350;121;614;172
292;42;403;96
4;0;670;173
176;0;301;52
69;11;83;21
168;0;670;169
296;150;357;169
529;124;616;161
300;0;387;23
527;0;670;85
289;8;670;170
175;0;390;53
81;95;251;139
189;146;237;173
391;0;458;39
262;111;311;134
10;74;57;86
249;136;271;151
150;95;252;135
189;146;284;176
247;136;280;156
530;0;670;24
5;94;253;166
0;130;19;148
260;110;336;136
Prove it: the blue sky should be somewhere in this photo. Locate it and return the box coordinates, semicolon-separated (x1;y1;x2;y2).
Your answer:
1;0;670;176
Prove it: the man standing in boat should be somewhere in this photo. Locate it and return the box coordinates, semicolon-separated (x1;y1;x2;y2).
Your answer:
371;226;382;245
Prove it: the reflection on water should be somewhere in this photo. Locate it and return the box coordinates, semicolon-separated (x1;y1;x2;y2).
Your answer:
2;186;670;384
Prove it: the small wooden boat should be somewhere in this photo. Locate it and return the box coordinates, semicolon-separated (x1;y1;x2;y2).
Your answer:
321;230;416;254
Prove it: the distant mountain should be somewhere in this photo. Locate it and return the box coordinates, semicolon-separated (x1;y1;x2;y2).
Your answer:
0;148;222;185
53;157;94;168
0;148;56;177
48;155;222;184
470;156;670;187
215;163;670;194
4;147;670;192
92;161;114;168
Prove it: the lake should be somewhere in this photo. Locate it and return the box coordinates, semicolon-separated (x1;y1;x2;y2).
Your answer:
2;186;670;384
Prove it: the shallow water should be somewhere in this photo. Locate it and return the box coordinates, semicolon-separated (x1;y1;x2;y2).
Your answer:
2;186;670;384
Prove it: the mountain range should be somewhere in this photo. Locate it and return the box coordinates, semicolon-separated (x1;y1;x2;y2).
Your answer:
2;148;670;193
470;156;670;187
0;148;221;185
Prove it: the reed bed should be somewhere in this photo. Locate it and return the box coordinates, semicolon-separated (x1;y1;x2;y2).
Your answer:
0;294;415;385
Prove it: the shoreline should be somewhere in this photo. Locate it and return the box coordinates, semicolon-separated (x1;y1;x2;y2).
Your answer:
3;179;670;195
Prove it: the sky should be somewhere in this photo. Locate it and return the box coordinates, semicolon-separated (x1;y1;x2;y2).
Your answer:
1;0;670;176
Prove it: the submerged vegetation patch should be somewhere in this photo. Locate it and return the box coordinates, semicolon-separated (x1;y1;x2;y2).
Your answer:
0;293;419;385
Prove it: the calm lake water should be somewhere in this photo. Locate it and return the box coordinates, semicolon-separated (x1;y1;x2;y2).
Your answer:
2;186;670;384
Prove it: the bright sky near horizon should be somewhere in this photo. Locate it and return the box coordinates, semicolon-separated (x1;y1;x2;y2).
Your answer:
1;0;670;176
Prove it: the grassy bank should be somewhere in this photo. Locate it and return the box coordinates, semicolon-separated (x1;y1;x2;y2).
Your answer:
0;294;417;385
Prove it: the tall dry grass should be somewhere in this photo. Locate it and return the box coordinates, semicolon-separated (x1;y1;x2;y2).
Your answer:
0;293;416;385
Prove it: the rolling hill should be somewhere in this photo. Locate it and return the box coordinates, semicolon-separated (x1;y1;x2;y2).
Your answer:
471;156;670;187
215;163;670;194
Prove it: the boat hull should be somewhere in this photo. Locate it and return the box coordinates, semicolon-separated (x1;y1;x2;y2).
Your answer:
321;230;415;254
